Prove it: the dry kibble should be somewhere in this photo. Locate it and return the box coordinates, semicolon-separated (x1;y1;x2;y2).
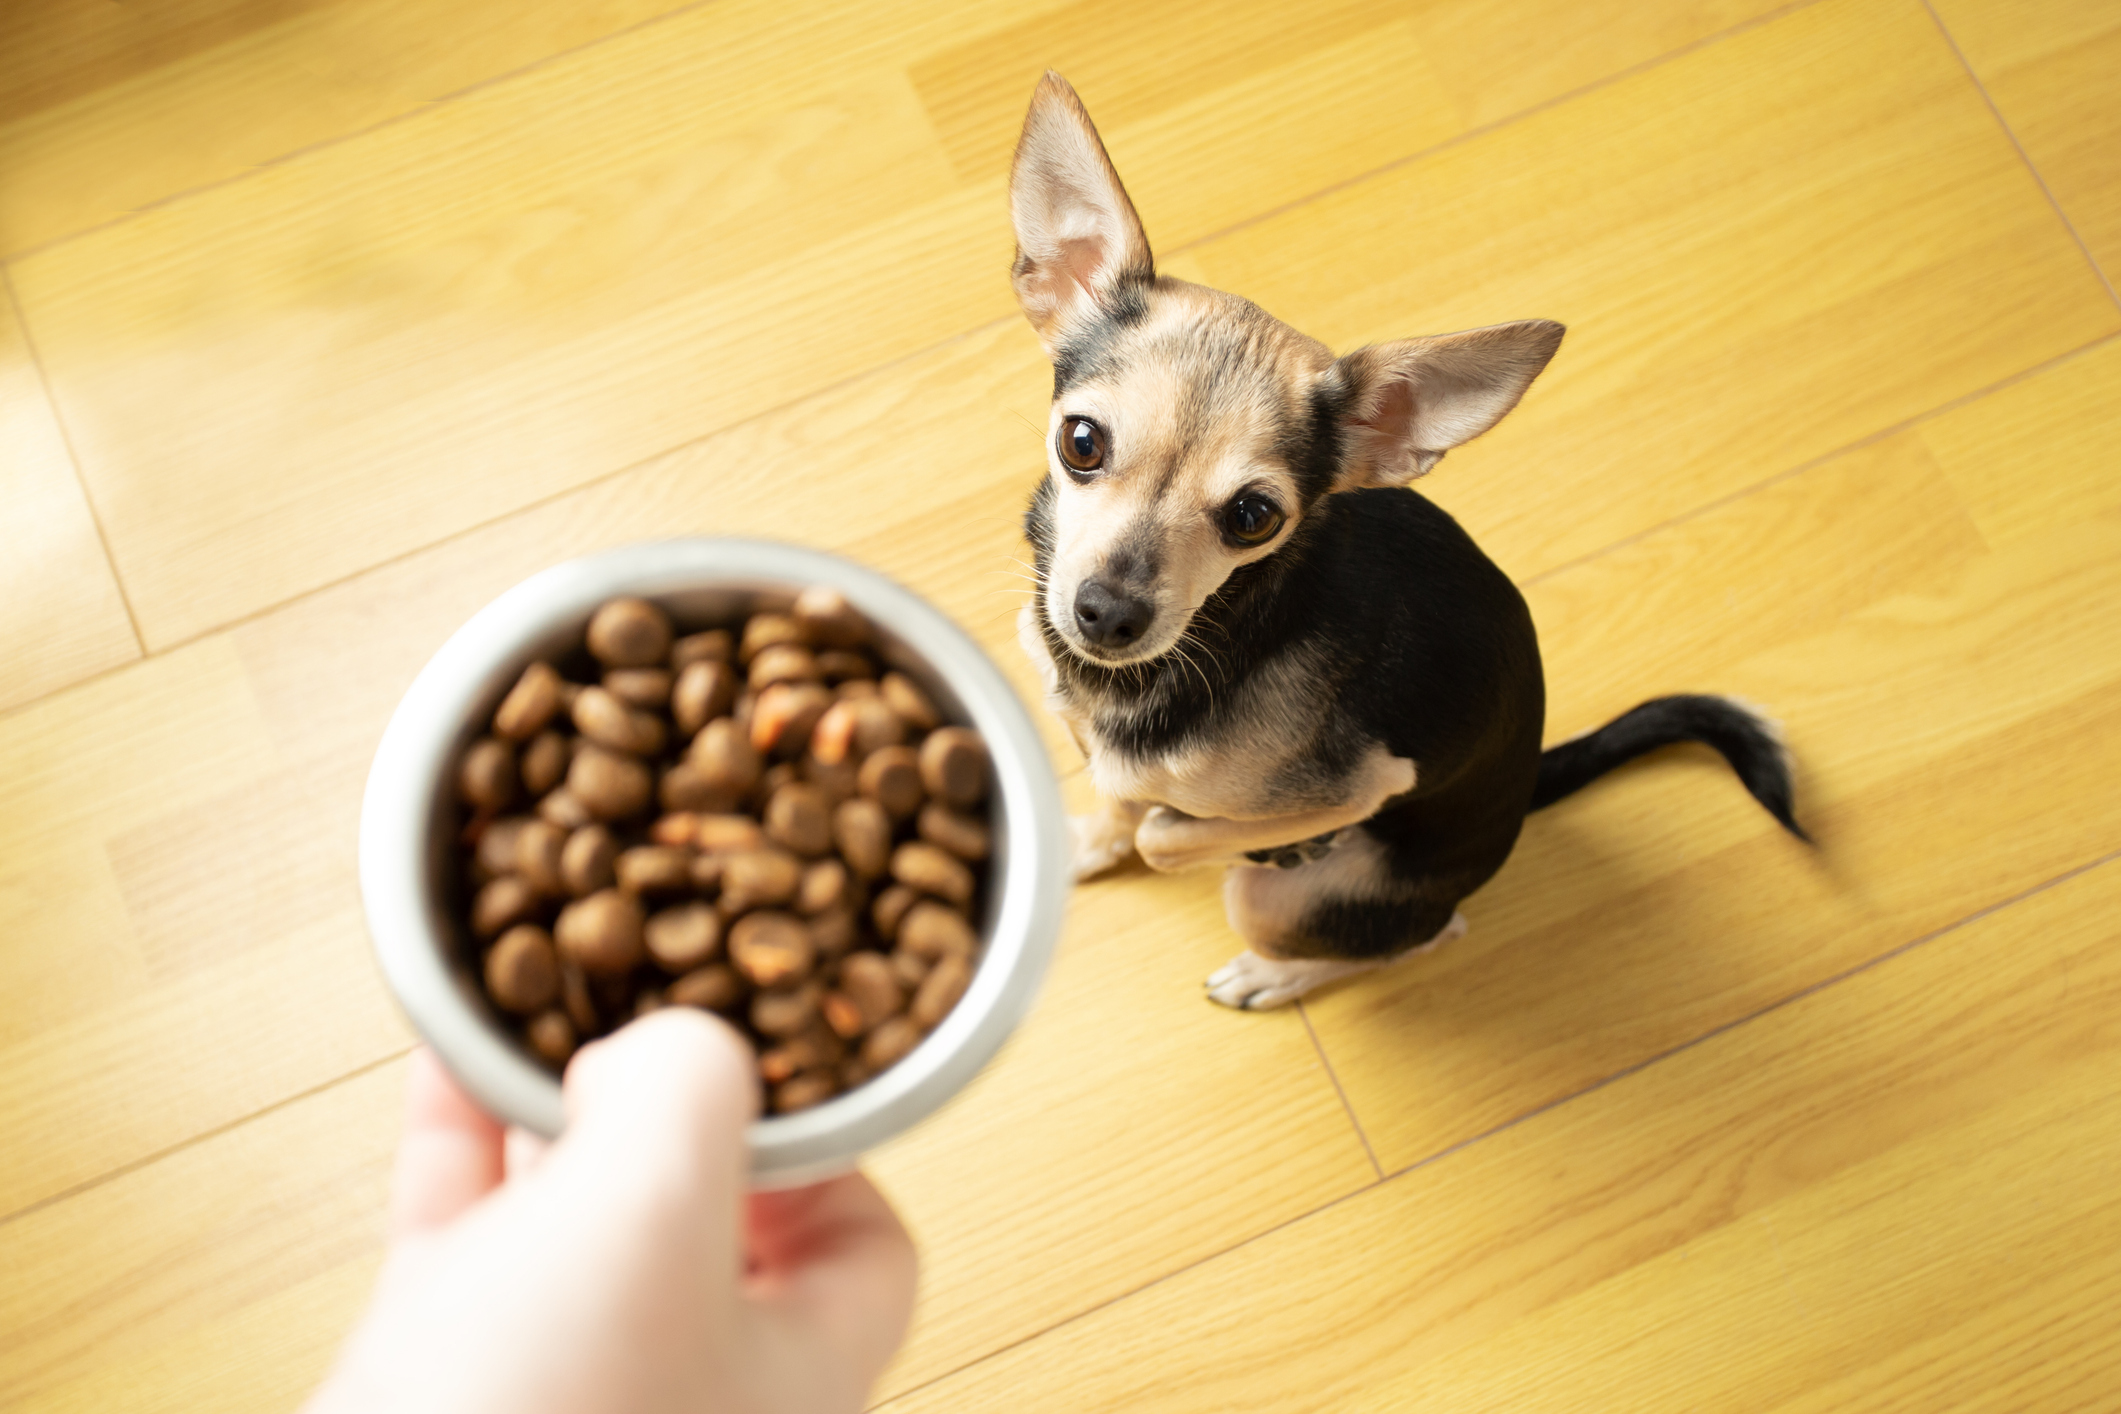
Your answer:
892;842;975;907
837;679;881;701
671;660;737;736
604;667;672;709
796;858;848;916
891;949;932;989
573;686;667;757
728;912;814;987
650;812;699;847
807;907;858;959
516;819;569;895
521;731;571;796
765;782;832;857
774;1072;839;1114
560;963;601;1036
472;876;540;938
861;1016;924;1070
749;643;820;690
555;889;646;975
560;824;618;897
858;745;923;820
719;848;802;914
694;814;768;853
750;682;833;757
615;845;693;896
751;984;820;1039
644;902;721;972
526;1010;577;1065
634;989;667;1019
809;700;859;765
688;718;761;796
899;900;978;960
670;629;733;670
851;699;907;755
920;727;990;808
669;964;744;1011
587;597;672;668
759;1023;844;1083
739;613;806;665
476;816;531;879
821;992;866;1040
759;761;801;798
793;586;868;648
494;662;564;741
814;650;875;682
800;753;859;805
486;925;559;1014
918;802;991;862
880;672;940;732
659;762;739;814
872;883;921;943
833;798;892;878
567;744;653;820
912;954;973;1028
690;852;724;893
537;788;596;831
838;951;903;1029
459;738;518;810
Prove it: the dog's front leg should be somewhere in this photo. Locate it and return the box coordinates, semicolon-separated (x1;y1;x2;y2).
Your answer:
1135;753;1417;873
1072;796;1149;880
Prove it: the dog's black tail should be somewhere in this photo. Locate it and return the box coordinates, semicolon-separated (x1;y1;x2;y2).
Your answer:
1530;694;1808;841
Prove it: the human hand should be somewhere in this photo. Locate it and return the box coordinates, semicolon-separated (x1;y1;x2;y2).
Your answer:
305;1009;918;1414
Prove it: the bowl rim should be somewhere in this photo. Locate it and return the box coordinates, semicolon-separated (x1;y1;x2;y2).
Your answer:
358;537;1070;1188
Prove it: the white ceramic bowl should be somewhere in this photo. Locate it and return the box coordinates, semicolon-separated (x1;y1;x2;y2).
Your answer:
358;538;1069;1187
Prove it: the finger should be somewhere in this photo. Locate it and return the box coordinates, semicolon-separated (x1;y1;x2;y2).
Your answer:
503;1124;551;1180
745;1171;919;1378
390;1048;506;1239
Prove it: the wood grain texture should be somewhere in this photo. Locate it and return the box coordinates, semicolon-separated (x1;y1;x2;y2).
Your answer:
0;284;137;710
1929;0;2121;289
877;858;2121;1412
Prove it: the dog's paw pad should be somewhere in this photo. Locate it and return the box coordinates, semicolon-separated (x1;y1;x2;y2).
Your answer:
1205;951;1378;1010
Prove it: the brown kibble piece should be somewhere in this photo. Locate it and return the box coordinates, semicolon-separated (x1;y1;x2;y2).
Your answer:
760;761;800;798
728;911;814;987
851;699;907;756
694;814;768;853
821;992;866;1040
801;753;860;806
660;762;740;813
587;597;672;668
650;812;698;847
809;700;859;765
560;824;618;897
537;788;595;831
521;731;571;796
765;782;832;857
560;963;602;1035
644;902;721;973
486;925;559;1014
807;906;858;958
796;858;848;916
526;1010;577;1065
837;679;881;701
719;848;802;914
759;1023;843;1082
671;629;734;670
912;953;973;1028
899;900;978;960
879;672;940;732
494;662;564;741
615;845;693;896
668;964;743;1012
917;801;991;862
604;667;672;709
892;842;975;907
688;718;762;796
838;951;903;1028
573;686;667;757
752;984;820;1039
750;682;832;757
833;798;892;878
690;852;724;893
861;1016;923;1070
872;884;921;943
814;650;875;682
671;660;737;736
476;816;532;879
739;613;807;665
516;820;569;895
567;745;652;820
793;586;869;648
774;1072;839;1114
891;949;932;989
472;876;540;938
555;889;646;975
919;727;990;808
858;745;923;819
459;737;518;810
749;643;820;690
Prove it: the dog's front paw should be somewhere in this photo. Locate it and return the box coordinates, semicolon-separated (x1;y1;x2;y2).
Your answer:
1205;951;1382;1010
1135;805;1204;873
1070;811;1139;881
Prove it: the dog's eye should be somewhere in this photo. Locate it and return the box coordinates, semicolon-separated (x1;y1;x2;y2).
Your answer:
1057;418;1106;477
1223;494;1284;546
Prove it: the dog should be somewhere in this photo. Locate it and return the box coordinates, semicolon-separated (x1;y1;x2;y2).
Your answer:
1007;74;1805;1010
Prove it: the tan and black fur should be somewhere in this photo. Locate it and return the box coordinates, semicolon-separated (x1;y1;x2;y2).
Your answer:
1009;75;1805;1009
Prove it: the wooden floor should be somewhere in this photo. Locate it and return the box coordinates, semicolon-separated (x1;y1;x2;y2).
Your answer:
4;0;2119;1408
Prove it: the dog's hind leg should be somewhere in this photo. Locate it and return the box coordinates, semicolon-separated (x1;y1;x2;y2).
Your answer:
1206;830;1465;1010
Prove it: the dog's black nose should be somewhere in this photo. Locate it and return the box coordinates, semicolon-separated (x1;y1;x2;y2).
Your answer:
1073;579;1154;650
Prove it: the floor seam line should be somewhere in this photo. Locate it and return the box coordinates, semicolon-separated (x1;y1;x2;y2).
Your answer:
1300;999;1383;1180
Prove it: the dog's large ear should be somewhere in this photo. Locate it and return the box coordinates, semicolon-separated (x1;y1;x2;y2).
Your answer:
1009;72;1153;351
1329;320;1565;488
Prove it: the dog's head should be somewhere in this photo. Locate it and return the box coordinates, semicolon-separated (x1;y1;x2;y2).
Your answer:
1012;73;1564;669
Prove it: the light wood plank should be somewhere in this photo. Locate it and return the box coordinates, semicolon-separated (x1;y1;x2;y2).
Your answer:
0;0;716;258
876;857;2121;1412
1188;0;2119;582
1930;0;2121;288
1304;345;2121;1171
14;0;1813;650
0;285;137;710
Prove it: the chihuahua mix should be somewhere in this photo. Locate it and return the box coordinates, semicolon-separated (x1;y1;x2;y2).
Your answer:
1008;74;1805;1010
